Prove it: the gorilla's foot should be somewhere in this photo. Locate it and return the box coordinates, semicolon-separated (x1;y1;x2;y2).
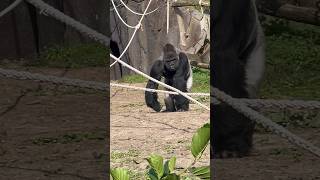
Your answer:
177;109;187;112
214;150;249;159
161;109;175;112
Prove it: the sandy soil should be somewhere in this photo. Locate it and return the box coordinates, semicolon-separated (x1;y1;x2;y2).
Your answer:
110;83;210;177
110;83;320;180
1;65;319;180
213;128;320;180
0;66;108;180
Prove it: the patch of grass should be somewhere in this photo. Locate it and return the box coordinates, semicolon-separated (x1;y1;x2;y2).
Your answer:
164;144;176;154
118;67;210;93
127;170;145;179
30;43;108;68
111;150;140;160
260;17;320;100
119;74;147;83
191;67;210;93
32;131;106;145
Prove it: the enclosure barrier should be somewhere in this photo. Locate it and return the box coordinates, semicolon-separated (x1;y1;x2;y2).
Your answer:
1;0;320;158
110;83;320;110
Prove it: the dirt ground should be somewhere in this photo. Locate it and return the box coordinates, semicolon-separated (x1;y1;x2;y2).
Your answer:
110;83;320;179
1;65;319;180
213;128;320;180
0;66;108;180
110;83;211;178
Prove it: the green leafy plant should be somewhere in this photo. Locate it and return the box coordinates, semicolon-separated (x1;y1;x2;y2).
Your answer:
111;123;210;180
111;168;130;180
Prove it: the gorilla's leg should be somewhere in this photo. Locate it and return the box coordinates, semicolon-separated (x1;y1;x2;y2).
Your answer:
163;94;176;112
212;104;255;158
173;78;189;111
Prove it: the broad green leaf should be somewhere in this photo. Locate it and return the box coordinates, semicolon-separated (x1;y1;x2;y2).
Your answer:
164;157;177;175
168;157;176;172
110;168;130;180
162;173;180;180
190;166;210;179
147;154;164;178
164;161;170;176
148;168;159;180
191;123;210;158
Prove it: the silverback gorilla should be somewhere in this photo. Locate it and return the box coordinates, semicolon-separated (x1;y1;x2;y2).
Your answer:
145;43;192;112
211;0;265;158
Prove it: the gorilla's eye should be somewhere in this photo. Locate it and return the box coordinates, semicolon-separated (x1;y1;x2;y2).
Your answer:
166;58;176;62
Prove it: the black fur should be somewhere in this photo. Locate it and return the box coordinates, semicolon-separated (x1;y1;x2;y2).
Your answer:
110;40;123;76
211;0;264;158
145;44;191;112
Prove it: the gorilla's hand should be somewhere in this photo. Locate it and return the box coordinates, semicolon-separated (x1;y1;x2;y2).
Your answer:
145;91;162;112
151;101;162;112
145;60;163;112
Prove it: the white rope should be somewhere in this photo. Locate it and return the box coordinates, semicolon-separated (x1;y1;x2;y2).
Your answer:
111;82;320;110
110;83;209;96
110;0;154;68
118;0;159;16
0;0;23;18
166;0;170;34
110;60;118;67
110;0;209;110
110;3;123;12
111;0;139;29
110;54;210;111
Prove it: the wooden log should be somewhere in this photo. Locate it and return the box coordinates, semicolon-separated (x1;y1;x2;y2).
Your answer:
258;3;320;26
190;61;209;69
171;0;209;7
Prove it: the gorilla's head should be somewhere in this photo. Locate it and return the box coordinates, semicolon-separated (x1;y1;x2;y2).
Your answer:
163;43;179;71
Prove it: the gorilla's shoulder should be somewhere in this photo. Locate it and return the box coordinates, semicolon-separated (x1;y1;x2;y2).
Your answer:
150;60;164;75
153;60;164;68
178;52;188;62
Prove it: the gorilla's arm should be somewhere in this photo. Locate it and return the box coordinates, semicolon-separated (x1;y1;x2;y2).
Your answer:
145;60;164;112
172;52;191;111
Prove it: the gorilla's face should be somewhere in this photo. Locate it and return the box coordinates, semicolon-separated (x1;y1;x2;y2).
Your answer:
164;54;179;71
163;44;179;71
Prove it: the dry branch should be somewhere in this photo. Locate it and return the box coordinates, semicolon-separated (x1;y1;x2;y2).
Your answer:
171;0;210;7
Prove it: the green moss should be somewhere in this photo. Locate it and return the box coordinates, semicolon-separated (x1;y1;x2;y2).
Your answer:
31;43;108;68
260;17;320;100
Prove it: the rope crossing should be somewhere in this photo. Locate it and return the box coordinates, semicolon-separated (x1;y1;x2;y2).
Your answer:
0;0;320;157
110;0;154;65
110;54;210;110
